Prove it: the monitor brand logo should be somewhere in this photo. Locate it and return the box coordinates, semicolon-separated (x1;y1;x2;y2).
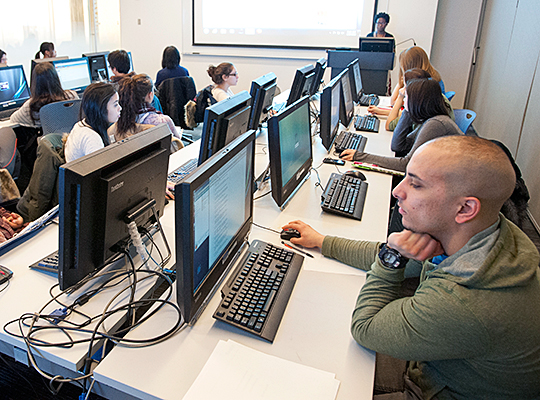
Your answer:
0;81;9;91
111;181;124;193
296;166;306;180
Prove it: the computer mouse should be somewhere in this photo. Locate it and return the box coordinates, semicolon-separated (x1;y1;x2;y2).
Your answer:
280;229;301;241
344;170;367;181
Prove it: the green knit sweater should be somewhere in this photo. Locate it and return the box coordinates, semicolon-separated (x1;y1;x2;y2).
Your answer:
322;216;540;399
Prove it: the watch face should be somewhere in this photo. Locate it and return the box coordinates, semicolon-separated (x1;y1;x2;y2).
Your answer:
382;252;399;267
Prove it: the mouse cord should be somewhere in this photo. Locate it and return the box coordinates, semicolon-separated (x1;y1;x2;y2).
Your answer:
252;223;281;235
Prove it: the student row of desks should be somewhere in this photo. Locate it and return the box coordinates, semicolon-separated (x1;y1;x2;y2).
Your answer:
0;101;395;399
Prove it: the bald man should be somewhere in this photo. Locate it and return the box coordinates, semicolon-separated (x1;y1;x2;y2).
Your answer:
283;136;540;399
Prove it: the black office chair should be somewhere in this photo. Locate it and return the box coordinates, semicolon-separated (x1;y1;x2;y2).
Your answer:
40;99;82;135
157;77;197;131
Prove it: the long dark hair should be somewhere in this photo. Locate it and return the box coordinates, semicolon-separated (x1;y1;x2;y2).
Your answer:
406;78;449;124
35;42;54;59
207;62;234;84
161;46;180;69
80;83;116;146
29;62;70;123
116;74;153;138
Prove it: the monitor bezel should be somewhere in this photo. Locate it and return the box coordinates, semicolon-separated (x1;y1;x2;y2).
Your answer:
83;51;110;82
346;58;363;103
319;72;344;151
339;69;354;127
0;64;31;110
248;72;278;131
310;57;327;96
359;37;395;53
175;130;256;325
267;95;313;208
286;64;315;106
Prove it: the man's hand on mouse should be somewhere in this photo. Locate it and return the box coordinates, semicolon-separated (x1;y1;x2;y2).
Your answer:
340;149;357;161
282;220;325;249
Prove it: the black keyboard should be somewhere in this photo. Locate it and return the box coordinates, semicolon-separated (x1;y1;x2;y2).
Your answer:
321;173;368;220
0;107;17;121
213;240;303;343
167;158;198;184
30;251;59;273
359;93;379;107
334;131;367;153
354;115;380;133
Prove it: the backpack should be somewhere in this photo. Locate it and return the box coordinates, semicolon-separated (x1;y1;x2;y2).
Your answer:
184;85;217;128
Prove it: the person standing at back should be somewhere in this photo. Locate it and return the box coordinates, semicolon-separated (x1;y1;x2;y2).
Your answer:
35;42;56;59
367;12;393;38
207;62;238;102
155;46;190;88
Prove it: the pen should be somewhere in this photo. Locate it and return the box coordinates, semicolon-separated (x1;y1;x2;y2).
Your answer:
281;241;314;258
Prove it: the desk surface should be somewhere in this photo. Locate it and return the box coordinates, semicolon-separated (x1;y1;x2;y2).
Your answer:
91;103;395;400
0;100;394;399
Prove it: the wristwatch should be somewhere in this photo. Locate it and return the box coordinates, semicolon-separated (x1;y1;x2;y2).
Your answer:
378;243;408;269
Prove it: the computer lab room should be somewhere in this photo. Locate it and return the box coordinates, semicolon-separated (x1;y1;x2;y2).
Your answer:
0;0;539;399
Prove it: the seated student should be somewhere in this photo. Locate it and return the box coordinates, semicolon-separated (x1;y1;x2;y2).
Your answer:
35;42;56;59
207;62;238;102
10;62;78;128
0;207;25;243
155;46;190;88
284;136;540;400
390;69;454;157
0;49;7;65
110;74;181;144
341;78;461;171
64;82;120;163
108;49;163;112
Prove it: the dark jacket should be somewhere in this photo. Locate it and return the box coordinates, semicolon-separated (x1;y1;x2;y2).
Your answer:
157;77;197;130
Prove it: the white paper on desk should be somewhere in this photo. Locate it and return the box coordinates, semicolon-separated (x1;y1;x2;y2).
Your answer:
182;340;340;400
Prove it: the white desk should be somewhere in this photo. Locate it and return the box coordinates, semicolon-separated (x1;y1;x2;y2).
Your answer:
90;112;395;399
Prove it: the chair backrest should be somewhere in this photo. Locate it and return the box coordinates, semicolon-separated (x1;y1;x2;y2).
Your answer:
444;91;456;102
40;99;82;135
157;77;197;130
453;109;477;134
0;127;18;177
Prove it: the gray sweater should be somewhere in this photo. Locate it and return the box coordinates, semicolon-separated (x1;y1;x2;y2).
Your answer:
353;114;461;172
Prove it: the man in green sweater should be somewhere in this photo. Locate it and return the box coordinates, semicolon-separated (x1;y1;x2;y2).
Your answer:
284;136;540;399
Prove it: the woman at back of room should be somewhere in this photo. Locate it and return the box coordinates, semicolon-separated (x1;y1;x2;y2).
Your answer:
35;42;56;59
64;82;121;163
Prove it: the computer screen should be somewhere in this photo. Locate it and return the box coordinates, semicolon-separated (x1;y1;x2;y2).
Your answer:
359;37;395;52
52;57;92;93
176;130;256;324
286;64;316;106
267;95;313;209
83;51;110;82
0;65;31;111
347;58;363;103
30;56;69;85
319;72;343;151
199;90;251;165
58;124;171;290
248;72;278;131
310;58;327;96
340;69;354;127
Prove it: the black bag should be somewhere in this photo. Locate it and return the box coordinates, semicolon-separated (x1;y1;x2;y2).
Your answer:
194;85;217;123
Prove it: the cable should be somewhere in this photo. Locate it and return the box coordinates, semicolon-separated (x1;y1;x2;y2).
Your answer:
253;190;272;201
252;222;281;235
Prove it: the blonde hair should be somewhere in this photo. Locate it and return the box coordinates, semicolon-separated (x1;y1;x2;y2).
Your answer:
398;46;442;88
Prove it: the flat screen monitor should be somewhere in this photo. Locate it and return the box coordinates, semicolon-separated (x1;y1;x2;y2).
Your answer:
359;37;395;52
267;95;312;209
286;64;315;106
58;124;171;290
310;57;327;95
0;65;31;112
83;51;110;82
52;57;92;94
175;130;256;324
248;72;278;131
347;58;363;103
30;56;69;85
199;90;251;165
340;69;354;127
319;72;343;151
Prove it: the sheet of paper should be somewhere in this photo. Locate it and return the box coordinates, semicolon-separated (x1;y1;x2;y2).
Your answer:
183;340;340;400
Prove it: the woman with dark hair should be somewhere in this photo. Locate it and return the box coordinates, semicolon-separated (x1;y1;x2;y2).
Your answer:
341;78;461;172
155;46;190;88
10;62;78;127
35;42;56;59
0;49;7;65
367;12;393;38
110;74;180;143
207;62;238;101
65;82;121;162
